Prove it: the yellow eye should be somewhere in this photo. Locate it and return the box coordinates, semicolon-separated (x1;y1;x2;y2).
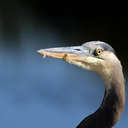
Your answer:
96;49;102;55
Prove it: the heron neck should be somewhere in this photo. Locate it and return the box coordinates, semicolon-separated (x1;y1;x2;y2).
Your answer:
101;61;125;127
100;81;125;127
77;68;125;128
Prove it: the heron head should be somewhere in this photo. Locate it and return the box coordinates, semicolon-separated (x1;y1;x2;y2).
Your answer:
38;41;120;79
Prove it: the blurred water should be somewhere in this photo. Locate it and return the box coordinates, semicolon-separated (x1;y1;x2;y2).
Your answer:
0;19;128;128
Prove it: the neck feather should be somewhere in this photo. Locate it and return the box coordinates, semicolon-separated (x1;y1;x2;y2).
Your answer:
77;61;125;128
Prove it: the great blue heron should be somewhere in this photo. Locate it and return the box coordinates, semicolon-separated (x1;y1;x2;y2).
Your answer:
38;41;125;128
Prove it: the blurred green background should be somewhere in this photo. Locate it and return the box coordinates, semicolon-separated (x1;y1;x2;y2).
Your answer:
0;1;128;128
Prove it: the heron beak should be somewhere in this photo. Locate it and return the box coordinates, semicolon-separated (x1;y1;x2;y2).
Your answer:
37;46;90;61
37;46;104;70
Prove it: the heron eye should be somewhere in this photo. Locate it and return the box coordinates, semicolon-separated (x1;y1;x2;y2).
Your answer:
94;48;103;56
97;49;102;54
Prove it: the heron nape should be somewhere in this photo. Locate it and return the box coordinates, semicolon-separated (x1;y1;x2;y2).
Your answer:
38;41;125;128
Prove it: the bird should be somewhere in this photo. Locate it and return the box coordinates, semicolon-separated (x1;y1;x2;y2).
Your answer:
37;41;125;128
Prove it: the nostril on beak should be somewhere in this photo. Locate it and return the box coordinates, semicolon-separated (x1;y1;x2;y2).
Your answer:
74;49;81;51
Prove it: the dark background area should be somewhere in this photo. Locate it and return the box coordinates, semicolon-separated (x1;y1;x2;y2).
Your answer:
0;1;128;70
0;1;128;128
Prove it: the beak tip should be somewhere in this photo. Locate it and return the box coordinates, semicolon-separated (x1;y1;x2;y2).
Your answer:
37;49;47;58
37;49;43;54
